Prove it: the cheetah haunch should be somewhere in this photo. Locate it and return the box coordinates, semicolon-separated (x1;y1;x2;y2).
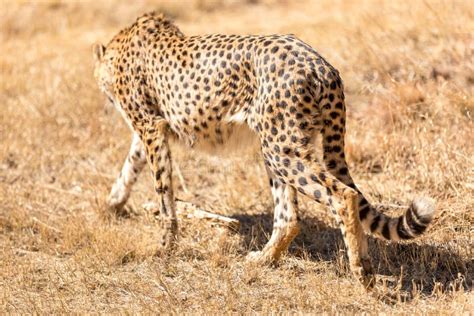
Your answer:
92;12;436;288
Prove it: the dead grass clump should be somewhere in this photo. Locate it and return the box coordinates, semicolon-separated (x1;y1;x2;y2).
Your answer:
1;0;473;314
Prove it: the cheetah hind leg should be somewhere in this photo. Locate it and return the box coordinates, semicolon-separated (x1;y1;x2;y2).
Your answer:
246;169;300;265
320;112;374;285
262;147;374;289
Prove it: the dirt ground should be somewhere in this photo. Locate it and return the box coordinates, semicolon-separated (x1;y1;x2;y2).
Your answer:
0;0;473;313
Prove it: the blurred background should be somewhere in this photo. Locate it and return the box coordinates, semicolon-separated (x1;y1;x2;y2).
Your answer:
0;0;472;313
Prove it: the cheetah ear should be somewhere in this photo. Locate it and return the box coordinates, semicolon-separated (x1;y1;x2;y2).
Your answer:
92;43;105;62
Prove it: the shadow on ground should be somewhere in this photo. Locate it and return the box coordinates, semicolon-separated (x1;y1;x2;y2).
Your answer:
232;211;473;298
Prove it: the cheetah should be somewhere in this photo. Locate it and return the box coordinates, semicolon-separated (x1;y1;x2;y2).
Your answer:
92;12;436;288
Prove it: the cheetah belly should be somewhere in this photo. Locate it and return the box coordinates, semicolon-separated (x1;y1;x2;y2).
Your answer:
170;112;260;158
196;123;259;157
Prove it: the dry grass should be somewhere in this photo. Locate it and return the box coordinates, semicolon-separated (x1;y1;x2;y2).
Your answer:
1;0;473;313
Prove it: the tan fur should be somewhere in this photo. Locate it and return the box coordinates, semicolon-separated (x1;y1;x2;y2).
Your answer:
93;12;436;288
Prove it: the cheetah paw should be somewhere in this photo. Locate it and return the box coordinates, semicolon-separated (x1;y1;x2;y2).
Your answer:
245;250;276;265
106;200;133;218
353;258;375;290
156;218;178;252
246;251;263;262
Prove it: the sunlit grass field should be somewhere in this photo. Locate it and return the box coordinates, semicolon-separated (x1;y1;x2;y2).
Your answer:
0;0;472;313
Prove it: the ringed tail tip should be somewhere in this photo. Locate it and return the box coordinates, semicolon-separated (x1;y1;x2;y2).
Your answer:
411;196;436;223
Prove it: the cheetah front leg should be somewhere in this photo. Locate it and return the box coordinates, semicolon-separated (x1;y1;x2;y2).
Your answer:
107;132;146;215
247;168;300;264
138;117;178;249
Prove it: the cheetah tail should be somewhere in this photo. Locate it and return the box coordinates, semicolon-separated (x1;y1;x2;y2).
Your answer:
360;197;436;241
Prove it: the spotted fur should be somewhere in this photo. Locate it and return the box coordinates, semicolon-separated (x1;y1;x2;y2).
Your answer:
93;12;436;287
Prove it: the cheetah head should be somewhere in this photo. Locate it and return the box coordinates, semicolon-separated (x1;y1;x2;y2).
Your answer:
92;43;116;102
